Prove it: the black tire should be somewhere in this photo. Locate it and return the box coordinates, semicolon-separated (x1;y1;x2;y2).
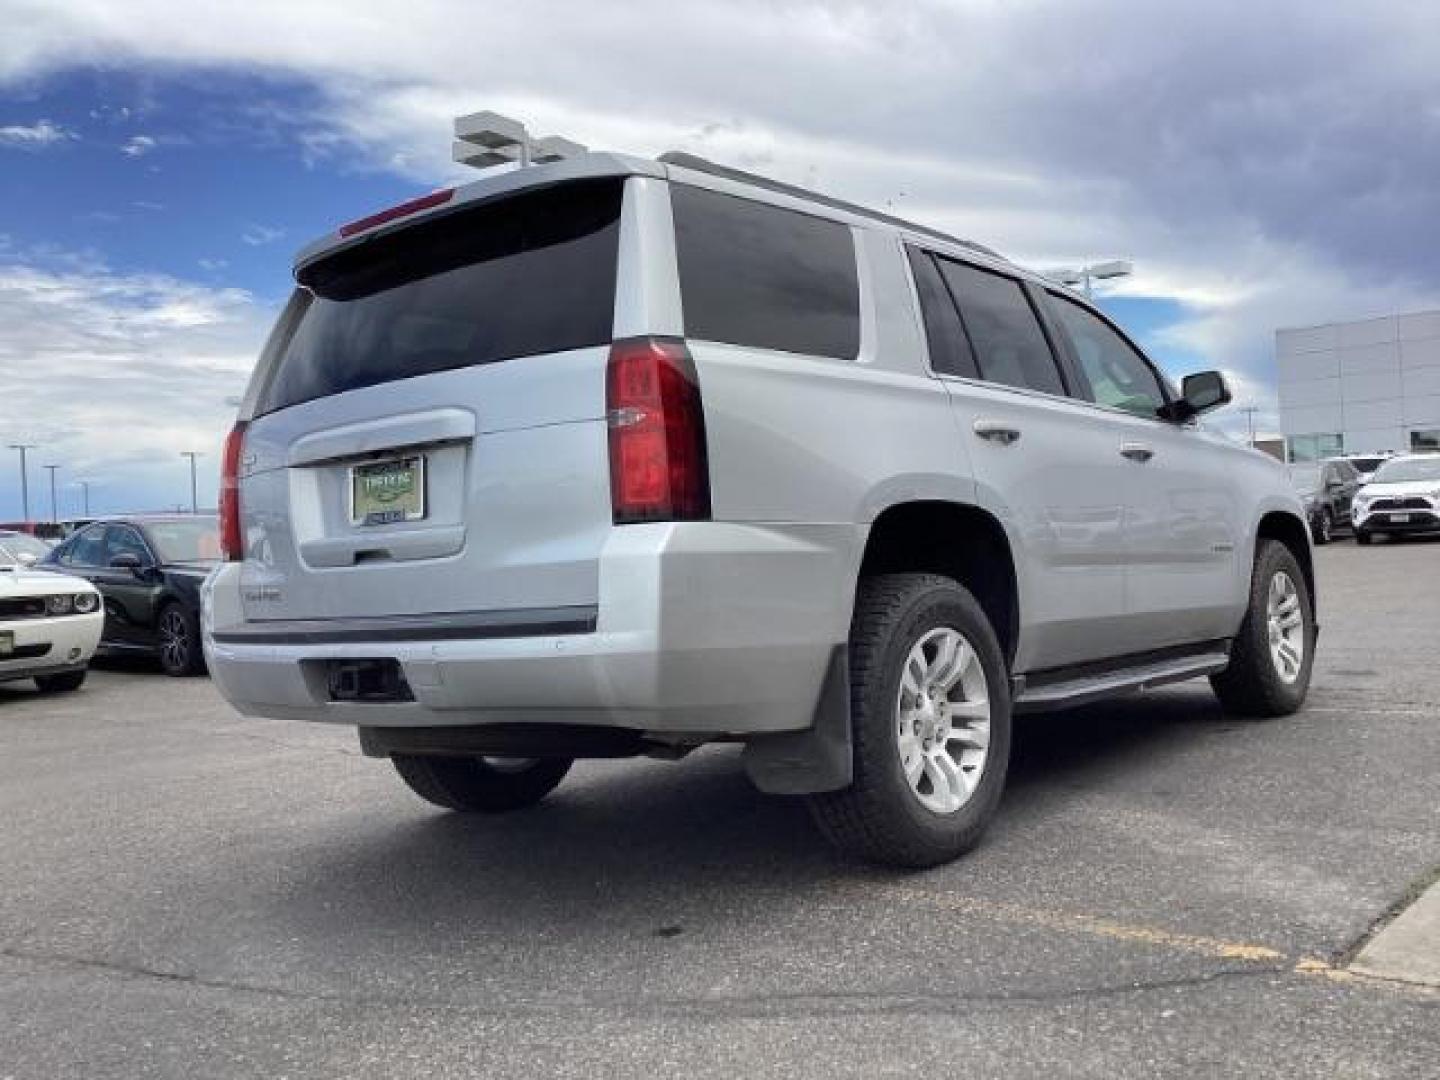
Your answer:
1356;531;1373;546
391;754;572;812
806;573;1012;868
1313;509;1332;545
156;601;204;677
35;669;87;693
1210;539;1315;717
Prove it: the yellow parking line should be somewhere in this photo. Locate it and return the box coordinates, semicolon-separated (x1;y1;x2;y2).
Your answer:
882;888;1285;961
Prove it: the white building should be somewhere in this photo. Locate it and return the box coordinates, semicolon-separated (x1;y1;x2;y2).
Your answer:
1277;309;1440;461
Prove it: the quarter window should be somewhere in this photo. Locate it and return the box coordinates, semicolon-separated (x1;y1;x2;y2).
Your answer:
671;184;860;359
906;248;977;379
935;259;1065;395
1047;293;1168;418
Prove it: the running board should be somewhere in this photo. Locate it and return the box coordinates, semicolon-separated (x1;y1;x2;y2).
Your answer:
1013;647;1231;713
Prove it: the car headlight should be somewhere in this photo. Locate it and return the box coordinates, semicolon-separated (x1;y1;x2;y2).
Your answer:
72;591;99;614
46;594;75;615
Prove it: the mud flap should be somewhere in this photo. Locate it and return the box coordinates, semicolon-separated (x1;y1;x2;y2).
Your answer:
742;645;853;795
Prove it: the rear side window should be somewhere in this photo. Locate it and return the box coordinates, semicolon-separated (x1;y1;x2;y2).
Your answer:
906;248;978;379
259;179;623;415
937;259;1065;396
671;184;859;359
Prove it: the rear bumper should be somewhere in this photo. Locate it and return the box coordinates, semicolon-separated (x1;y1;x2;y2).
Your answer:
0;612;103;683
203;522;861;735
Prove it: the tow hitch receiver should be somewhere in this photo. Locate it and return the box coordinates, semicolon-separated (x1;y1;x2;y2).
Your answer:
326;659;414;703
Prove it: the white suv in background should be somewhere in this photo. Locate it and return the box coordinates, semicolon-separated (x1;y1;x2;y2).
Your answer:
1353;453;1440;543
205;152;1315;866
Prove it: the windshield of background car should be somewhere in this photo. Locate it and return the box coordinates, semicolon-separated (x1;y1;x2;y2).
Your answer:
1349;456;1386;473
1371;457;1440;484
145;519;222;563
258;179;623;415
0;532;50;565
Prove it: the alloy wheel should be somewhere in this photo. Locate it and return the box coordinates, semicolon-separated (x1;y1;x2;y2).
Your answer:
894;627;992;814
1266;571;1305;684
160;609;190;673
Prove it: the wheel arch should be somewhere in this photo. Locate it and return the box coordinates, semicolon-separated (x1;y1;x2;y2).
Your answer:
1256;509;1316;614
857;500;1020;666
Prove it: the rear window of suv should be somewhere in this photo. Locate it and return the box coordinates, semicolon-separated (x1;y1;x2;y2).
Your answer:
671;184;860;359
258;179;623;415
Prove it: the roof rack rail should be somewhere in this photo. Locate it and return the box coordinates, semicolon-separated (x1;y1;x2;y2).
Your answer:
657;151;1006;262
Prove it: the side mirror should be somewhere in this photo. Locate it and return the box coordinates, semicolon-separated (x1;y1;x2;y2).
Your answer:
1163;370;1232;422
108;552;148;576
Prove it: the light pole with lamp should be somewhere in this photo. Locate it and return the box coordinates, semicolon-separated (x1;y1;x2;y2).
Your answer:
43;464;60;523
7;443;37;521
1045;260;1134;300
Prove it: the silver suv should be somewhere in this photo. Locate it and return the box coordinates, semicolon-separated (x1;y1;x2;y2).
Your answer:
204;151;1315;866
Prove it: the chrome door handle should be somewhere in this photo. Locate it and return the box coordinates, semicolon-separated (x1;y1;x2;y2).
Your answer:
974;420;1021;445
1120;442;1155;462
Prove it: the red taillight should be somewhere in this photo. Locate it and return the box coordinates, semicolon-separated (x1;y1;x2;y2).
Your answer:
218;421;248;561
606;337;711;524
338;188;455;238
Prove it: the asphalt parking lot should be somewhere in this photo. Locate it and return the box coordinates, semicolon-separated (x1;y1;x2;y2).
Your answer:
2;540;1437;1078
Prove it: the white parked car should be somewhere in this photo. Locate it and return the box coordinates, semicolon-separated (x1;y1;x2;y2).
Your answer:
1352;453;1440;544
0;531;104;692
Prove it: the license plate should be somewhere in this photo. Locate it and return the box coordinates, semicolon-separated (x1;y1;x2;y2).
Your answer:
1390;513;1410;524
350;455;426;526
0;630;12;656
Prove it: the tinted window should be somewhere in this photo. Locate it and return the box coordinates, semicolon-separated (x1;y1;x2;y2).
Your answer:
65;525;107;567
1048;293;1167;417
671;184;859;359
937;260;1064;395
259;180;623;414
104;526;151;565
906;247;977;378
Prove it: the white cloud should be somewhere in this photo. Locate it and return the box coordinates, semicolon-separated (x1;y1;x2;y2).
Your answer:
0;250;272;517
0;118;73;148
120;133;156;156
241;224;283;246
197;257;228;271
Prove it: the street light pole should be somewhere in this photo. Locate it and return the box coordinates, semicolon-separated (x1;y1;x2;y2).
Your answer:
180;451;203;514
43;464;59;523
77;480;91;516
1240;406;1259;447
1045;260;1134;300
7;443;37;521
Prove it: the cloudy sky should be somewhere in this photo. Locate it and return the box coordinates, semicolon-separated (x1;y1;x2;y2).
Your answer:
2;0;1438;518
